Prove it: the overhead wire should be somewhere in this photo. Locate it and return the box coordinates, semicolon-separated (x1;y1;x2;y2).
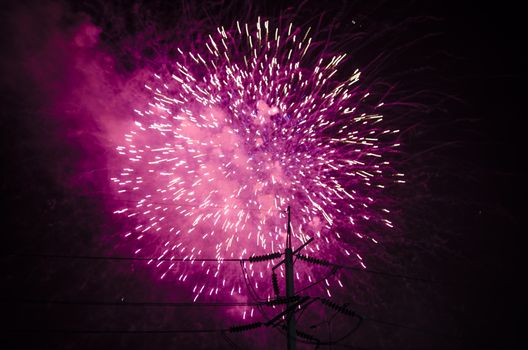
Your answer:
5;252;435;283
5;299;266;308
6;252;257;262
7;328;224;334
55;191;287;213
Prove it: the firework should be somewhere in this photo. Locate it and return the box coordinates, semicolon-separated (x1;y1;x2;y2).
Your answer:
111;19;403;309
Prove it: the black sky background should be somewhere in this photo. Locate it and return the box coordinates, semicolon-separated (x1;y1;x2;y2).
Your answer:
1;0;523;349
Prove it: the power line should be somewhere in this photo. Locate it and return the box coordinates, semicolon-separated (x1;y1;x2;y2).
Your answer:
363;317;461;339
7;328;224;334
6;252;263;262
6;252;434;283
6;299;457;340
5;299;264;308
295;266;340;294
333;263;437;283
4;274;447;342
47;191;286;213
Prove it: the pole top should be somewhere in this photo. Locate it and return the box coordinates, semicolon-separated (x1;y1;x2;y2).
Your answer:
286;206;292;249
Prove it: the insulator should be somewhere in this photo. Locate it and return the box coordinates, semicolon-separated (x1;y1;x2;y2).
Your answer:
320;298;356;316
279;326;319;342
272;272;280;296
296;329;318;342
248;252;281;262
264;296;300;306
296;254;331;266
228;321;263;333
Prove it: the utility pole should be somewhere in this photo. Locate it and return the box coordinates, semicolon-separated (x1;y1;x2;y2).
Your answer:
285;206;296;350
250;206;318;348
237;207;361;348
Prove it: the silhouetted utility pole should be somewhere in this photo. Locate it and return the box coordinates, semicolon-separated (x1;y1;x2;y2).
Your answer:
231;207;363;348
249;206;318;348
285;206;296;350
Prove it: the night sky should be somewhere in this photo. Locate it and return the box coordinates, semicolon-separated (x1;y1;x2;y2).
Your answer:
1;1;522;349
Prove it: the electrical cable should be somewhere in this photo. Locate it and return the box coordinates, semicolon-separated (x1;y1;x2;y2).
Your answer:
6;252;253;262
5;299;266;308
7;328;224;334
295;266;340;295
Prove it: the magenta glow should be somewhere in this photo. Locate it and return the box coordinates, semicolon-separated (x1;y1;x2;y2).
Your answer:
110;19;403;309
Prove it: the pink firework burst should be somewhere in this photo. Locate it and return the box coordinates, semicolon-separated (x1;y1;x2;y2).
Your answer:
110;19;403;304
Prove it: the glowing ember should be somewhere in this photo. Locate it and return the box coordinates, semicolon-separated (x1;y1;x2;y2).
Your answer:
111;19;402;304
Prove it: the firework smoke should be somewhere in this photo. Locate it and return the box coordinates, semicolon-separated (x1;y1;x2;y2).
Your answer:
110;19;402;308
6;1;512;348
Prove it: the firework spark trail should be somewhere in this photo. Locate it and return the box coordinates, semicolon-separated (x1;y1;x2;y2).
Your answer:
111;19;403;311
